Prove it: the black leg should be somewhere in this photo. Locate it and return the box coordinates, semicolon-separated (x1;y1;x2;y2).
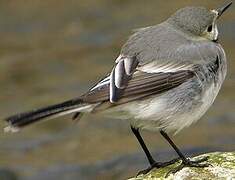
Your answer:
160;130;210;176
131;126;155;165
160;130;188;161
131;126;180;175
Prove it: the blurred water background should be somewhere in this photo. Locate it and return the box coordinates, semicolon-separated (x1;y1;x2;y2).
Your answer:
0;0;234;179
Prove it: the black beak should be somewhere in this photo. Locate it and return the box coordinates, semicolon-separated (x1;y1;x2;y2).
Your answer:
216;1;233;18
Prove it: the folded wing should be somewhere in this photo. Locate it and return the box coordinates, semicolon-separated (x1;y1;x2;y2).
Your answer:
82;69;194;105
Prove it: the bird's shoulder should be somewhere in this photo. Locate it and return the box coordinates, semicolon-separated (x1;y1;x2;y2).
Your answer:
120;22;188;60
120;22;224;66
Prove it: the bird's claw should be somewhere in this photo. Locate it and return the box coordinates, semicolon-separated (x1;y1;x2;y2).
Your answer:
136;157;181;176
166;156;210;177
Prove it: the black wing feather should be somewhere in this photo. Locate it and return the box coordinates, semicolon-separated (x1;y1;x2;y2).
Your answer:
82;70;194;105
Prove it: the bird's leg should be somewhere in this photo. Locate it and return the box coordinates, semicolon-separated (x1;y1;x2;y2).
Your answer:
160;130;210;176
131;127;180;175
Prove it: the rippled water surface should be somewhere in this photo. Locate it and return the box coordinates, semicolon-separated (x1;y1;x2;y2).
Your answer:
0;1;234;179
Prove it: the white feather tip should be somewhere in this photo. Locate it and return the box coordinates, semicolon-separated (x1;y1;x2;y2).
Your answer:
4;125;20;133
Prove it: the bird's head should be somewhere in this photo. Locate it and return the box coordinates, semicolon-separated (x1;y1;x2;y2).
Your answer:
167;2;232;42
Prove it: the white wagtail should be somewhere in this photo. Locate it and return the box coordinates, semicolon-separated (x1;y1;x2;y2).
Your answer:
4;1;232;175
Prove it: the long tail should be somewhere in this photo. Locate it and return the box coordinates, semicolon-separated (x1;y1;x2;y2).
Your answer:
4;98;93;132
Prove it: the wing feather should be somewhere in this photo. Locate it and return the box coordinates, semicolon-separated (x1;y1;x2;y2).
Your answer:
110;55;138;103
82;70;194;104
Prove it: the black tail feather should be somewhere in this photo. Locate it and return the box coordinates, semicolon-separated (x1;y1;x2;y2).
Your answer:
5;98;84;129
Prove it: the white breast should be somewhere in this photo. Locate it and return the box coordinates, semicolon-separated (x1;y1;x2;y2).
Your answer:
103;75;224;134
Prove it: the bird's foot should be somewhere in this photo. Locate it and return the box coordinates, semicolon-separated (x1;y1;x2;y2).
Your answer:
166;156;210;177
137;157;181;176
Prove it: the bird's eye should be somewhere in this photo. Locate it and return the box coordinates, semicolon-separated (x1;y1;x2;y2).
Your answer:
207;25;213;32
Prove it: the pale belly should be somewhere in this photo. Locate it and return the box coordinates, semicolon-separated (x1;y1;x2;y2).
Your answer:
101;77;223;134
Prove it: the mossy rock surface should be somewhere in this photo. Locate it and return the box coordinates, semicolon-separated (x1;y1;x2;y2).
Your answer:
129;152;235;180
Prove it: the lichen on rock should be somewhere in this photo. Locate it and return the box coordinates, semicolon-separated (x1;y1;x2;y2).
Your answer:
128;152;235;180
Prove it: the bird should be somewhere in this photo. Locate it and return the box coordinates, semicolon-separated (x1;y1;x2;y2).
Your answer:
4;1;232;176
